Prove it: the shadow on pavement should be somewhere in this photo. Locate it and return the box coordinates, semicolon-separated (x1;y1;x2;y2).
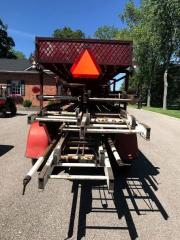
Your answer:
0;113;27;118
65;151;169;240
0;145;14;157
16;113;28;116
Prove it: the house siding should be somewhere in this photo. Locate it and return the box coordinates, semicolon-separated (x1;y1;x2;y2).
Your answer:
0;72;56;106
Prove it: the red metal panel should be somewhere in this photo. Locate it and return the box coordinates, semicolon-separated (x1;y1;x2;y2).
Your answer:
114;134;138;161
25;121;50;159
36;38;133;67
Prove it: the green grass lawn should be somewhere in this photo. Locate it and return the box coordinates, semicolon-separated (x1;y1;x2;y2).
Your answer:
143;107;180;119
129;105;180;119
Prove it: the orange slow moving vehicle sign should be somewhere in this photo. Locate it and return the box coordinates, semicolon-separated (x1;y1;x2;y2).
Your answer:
70;49;101;78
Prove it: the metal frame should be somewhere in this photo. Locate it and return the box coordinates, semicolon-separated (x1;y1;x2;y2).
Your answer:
34;109;150;140
24;91;151;194
37;134;115;193
23;37;151;195
24;113;150;194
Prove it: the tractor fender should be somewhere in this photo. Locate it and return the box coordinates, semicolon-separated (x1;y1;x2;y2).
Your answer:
114;134;138;161
25;121;51;159
0;99;6;106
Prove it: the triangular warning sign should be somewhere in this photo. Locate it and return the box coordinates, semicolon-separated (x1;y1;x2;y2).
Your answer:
70;49;101;78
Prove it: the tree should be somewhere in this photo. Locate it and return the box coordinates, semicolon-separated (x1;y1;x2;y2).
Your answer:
148;0;180;109
94;25;118;40
119;0;180;108
0;18;16;58
116;28;132;41
13;50;26;59
53;27;85;39
120;0;141;28
119;0;161;107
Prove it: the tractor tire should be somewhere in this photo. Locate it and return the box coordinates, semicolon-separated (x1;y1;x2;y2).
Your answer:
1;109;7;117
10;104;17;116
0;109;6;118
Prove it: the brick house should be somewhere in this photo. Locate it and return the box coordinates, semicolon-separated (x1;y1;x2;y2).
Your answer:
0;59;56;106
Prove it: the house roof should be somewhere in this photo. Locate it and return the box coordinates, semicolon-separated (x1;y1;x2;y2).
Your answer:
0;59;31;71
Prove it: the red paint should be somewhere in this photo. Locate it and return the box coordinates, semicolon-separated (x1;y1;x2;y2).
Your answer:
0;99;6;105
114;134;138;161
25;121;50;159
70;49;101;78
32;86;40;94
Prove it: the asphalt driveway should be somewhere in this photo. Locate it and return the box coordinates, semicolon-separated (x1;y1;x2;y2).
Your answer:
0;109;180;240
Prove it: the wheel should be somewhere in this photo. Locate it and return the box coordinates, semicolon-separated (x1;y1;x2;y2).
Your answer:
1;108;7;117
10;104;17;116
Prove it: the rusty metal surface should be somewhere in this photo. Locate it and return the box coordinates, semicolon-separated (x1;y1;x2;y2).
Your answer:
35;38;133;81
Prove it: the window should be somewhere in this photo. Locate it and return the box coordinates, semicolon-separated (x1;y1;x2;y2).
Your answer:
7;80;25;96
11;80;21;95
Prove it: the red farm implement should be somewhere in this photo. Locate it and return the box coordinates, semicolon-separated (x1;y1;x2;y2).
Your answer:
23;38;150;194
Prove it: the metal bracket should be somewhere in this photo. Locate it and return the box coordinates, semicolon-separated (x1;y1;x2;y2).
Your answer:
127;114;137;129
104;147;114;193
98;145;105;166
38;151;55;190
107;138;131;167
79;113;90;140
136;122;151;140
53;133;68;164
27;113;37;124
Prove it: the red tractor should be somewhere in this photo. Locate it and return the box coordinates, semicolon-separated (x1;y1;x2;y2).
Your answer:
23;38;150;194
0;84;17;117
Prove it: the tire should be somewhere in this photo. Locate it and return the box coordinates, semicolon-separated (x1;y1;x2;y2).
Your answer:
10;104;17;116
1;109;7;117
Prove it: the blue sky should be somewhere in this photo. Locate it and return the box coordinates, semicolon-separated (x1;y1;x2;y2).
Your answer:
1;0;140;57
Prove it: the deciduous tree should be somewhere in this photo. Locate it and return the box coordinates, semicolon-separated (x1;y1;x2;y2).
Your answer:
0;18;16;58
119;0;180;108
13;50;26;59
119;1;161;107
94;25;118;40
53;27;85;39
148;0;180;109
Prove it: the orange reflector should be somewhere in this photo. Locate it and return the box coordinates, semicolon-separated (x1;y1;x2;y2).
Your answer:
70;49;101;78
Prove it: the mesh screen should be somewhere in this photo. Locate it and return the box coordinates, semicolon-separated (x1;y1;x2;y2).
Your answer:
36;39;132;67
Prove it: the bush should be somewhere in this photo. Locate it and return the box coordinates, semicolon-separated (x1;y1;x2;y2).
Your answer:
48;101;53;106
23;99;32;108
